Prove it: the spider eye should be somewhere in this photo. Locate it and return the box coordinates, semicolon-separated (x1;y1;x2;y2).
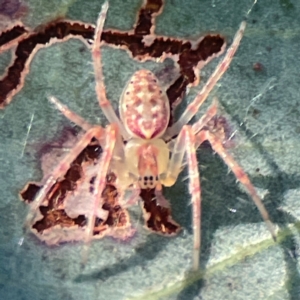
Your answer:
89;176;96;184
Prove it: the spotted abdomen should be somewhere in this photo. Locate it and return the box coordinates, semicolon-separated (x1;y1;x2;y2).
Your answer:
119;69;170;139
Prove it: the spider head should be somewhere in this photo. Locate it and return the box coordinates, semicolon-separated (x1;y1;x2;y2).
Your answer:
119;69;170;140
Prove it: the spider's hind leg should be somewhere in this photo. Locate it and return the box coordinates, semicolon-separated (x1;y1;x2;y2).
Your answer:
92;1;128;139
196;129;277;240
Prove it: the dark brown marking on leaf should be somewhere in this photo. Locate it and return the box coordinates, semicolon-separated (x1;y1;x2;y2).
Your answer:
32;207;86;233
0;2;225;111
65;164;82;182
0;21;95;107
0;25;28;47
20;176;87;233
83;141;102;160
178;35;225;82
94;175;130;235
251;108;261;118
134;0;164;35
19;138;130;238
140;188;181;235
19;138;102;233
20;182;40;203
253;62;264;72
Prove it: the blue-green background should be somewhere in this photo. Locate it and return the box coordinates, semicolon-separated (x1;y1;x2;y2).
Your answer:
1;0;300;299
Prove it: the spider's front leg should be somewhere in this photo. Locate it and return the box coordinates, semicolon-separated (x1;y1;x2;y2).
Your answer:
92;1;129;140
162;125;202;271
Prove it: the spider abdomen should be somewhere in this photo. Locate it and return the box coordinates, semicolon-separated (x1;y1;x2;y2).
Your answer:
119;69;170;139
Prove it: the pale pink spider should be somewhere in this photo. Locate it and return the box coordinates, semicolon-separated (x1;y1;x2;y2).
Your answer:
26;2;276;270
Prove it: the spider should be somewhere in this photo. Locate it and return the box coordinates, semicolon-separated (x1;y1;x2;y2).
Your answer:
26;1;276;271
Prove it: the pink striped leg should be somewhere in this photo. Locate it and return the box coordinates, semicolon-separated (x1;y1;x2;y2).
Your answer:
192;98;218;135
92;2;129;139
166;22;246;138
163;125;201;270
26;126;104;227
196;130;276;240
84;124;118;246
48;96;93;132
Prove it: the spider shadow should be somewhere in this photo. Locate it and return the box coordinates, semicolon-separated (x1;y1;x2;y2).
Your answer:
175;114;300;300
73;233;170;283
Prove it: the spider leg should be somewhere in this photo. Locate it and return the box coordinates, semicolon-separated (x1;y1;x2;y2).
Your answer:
92;2;129;140
48;96;93;132
25;126;105;227
83;124;118;248
161;125;201;270
191;97;218;135
165;21;246;139
195;130;276;240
